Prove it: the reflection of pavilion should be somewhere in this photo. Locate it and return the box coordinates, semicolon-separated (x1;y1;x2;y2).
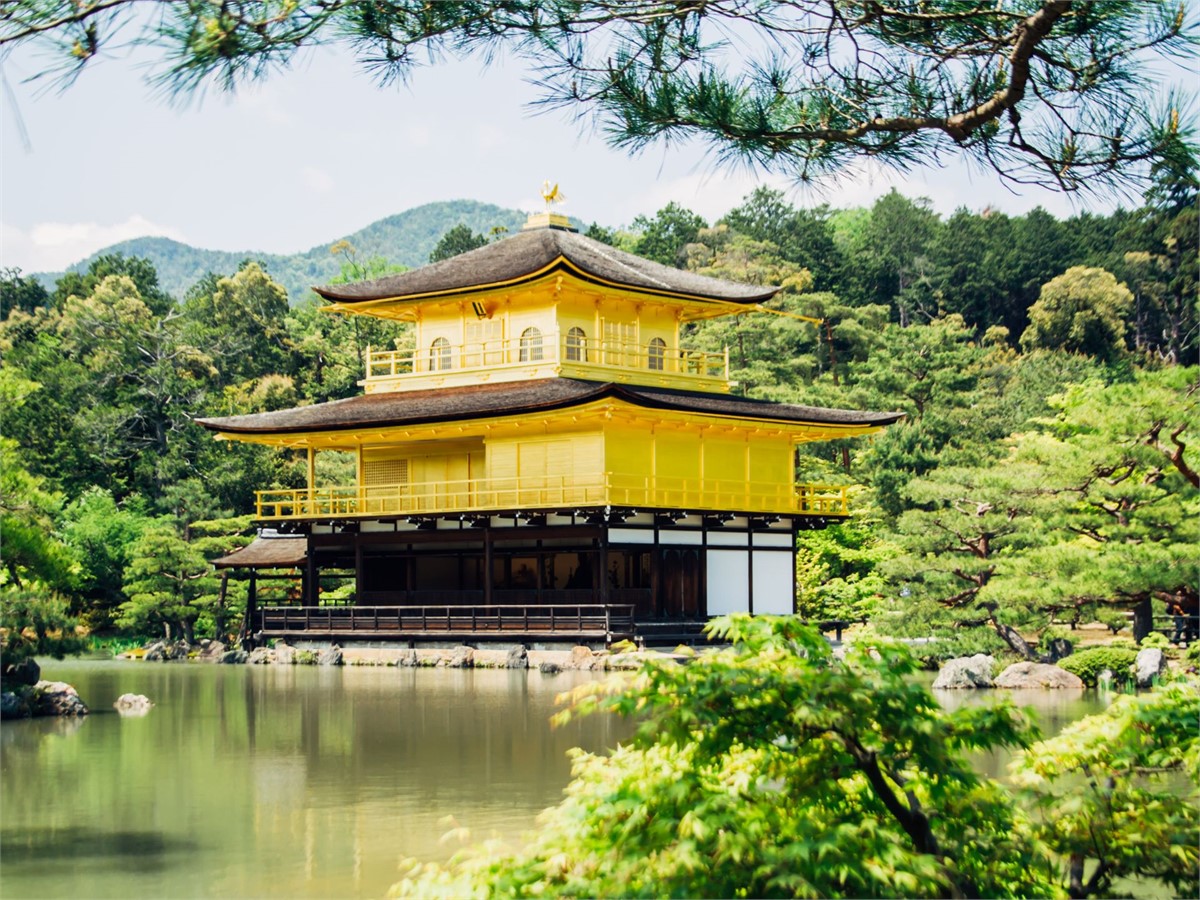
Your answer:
200;211;901;646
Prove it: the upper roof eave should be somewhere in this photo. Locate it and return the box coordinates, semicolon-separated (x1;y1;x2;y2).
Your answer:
312;228;778;306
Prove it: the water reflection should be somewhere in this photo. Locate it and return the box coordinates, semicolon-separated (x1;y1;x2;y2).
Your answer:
2;661;624;900
2;662;1117;899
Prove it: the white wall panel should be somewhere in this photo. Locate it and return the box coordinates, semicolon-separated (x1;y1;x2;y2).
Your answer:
753;551;794;615
706;550;749;615
608;527;655;544
659;530;703;546
706;531;748;546
752;532;794;547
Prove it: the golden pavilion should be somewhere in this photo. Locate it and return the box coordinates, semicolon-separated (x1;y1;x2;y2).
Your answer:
199;210;902;646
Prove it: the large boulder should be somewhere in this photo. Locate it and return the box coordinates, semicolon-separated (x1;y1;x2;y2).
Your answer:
504;646;528;669
1135;648;1168;688
446;646;474;669
198;641;227;662
273;643;296;665
396;649;419;668
994;662;1084;690
247;647;273;665
538;660;562;675
932;654;995;689
219;649;248;664
31;681;89;717
166;641;191;661
114;694;153;716
317;646;343;667
5;658;41;687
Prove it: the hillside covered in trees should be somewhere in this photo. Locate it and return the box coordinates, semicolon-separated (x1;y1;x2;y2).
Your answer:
1;185;1195;660
31;200;532;303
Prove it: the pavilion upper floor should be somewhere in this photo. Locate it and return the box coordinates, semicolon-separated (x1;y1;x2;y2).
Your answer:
197;379;903;523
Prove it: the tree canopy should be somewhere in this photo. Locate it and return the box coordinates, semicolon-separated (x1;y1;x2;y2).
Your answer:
4;2;1196;193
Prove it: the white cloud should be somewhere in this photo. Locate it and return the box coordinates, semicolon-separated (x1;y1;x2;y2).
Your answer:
0;215;186;273
301;166;336;193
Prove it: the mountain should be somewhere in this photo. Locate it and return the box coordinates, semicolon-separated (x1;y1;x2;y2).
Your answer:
34;200;535;303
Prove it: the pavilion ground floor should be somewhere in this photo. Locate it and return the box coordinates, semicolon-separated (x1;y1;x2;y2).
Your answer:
219;508;832;647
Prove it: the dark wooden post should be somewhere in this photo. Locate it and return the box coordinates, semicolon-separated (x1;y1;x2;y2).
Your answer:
243;569;258;650
215;570;229;642
483;525;493;606
354;537;364;607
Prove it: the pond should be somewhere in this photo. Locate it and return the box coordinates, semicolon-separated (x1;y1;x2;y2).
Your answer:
1;660;1113;899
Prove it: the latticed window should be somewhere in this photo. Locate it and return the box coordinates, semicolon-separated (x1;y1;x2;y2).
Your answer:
363;458;409;489
430;337;451;371
565;327;588;362
648;337;667;371
519;326;544;362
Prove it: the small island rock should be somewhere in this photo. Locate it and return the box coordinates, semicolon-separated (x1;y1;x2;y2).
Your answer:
31;681;89;716
994;662;1084;690
504;646;528;669
114;693;153;716
932;654;995;689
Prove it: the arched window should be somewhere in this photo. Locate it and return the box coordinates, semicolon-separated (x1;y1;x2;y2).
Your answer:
565;327;588;362
648;337;667;371
430;337;451;371
519;326;544;362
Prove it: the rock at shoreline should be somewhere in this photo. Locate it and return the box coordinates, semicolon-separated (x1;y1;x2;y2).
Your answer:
1135;648;1167;688
317;646;344;667
143;641;167;662
570;645;599;671
198;641;227;662
31;681;89;717
219;650;248;665
538;661;562;675
397;649;419;667
114;693;153;716
504;646;528;669
447;646;474;669
1;691;31;719
274;643;295;665
932;654;995;689
166;641;191;661
994;662;1084;690
247;647;273;665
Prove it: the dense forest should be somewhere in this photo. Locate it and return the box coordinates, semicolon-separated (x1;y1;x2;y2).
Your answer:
1;185;1196;662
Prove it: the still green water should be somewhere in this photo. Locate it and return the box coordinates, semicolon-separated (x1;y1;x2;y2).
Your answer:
1;661;1112;900
1;661;626;899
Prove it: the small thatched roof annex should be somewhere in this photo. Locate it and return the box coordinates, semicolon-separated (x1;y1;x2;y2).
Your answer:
212;537;307;570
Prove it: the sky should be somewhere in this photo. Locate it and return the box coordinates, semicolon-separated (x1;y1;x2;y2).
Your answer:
0;36;1158;275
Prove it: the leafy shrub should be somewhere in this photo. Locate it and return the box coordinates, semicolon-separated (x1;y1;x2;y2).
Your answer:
1058;647;1138;686
294;649;318;665
1140;632;1170;649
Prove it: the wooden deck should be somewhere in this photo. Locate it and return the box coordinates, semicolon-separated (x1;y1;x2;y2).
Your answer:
257;603;637;643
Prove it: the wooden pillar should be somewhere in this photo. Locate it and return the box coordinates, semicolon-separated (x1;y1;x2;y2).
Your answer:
306;447;316;488
305;542;318;607
598;533;609;606
354;537;364;606
215;570;229;641
243;569;258;650
483;525;493;606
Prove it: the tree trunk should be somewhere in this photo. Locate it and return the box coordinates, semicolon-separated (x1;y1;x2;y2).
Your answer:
993;621;1038;660
215;572;229;641
1132;598;1153;643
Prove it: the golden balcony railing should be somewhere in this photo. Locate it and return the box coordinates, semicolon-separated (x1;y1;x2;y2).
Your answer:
364;333;729;386
254;474;849;520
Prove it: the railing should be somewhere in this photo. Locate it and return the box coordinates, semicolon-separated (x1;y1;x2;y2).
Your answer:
257;603;636;641
255;474;849;519
364;333;728;383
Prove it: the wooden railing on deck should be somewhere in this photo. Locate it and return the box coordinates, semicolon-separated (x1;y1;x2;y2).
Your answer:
255;474;849;519
257;604;637;641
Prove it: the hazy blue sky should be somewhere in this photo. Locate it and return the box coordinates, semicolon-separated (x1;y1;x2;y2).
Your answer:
0;40;1153;275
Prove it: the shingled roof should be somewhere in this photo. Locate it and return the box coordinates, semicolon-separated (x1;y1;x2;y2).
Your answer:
314;228;778;305
196;379;903;435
